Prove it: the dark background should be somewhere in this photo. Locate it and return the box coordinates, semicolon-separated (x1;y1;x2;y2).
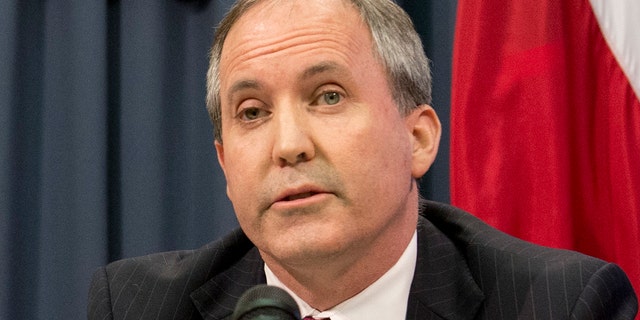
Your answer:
0;1;457;318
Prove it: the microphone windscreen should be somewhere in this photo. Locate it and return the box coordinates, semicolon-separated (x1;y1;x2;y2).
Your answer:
232;284;301;320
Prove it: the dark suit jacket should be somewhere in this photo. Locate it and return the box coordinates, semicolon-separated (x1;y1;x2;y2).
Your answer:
88;201;638;319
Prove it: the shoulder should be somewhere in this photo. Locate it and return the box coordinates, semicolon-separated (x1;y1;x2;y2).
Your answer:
88;228;257;320
420;200;600;263
104;227;253;282
419;200;638;318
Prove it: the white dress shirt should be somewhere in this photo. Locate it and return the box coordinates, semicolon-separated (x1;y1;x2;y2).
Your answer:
265;231;418;320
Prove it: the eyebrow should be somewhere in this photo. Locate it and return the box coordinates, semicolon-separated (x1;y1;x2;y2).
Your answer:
299;61;345;81
227;79;262;104
225;61;347;103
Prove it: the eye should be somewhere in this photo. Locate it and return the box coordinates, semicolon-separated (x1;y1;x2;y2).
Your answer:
323;92;341;105
312;89;344;106
238;106;270;121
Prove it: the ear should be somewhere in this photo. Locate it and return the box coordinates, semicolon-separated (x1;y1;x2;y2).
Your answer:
215;140;226;173
214;140;232;197
406;104;441;178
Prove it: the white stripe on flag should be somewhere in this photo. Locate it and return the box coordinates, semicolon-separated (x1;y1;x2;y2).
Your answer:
589;0;640;99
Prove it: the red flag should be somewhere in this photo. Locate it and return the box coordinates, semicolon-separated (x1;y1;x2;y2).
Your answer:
450;0;640;296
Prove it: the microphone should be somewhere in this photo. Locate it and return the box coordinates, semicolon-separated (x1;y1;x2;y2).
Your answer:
232;284;301;320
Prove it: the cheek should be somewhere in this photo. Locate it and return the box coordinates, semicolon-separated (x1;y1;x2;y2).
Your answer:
224;162;262;237
349;117;411;168
222;145;262;204
330;123;412;200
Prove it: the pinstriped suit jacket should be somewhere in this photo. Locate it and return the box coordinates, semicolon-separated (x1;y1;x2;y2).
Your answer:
87;201;638;319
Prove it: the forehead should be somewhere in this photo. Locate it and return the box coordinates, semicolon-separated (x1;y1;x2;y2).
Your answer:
229;0;362;40
219;0;374;76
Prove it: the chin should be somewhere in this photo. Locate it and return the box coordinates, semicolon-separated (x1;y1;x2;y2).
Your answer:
266;236;349;266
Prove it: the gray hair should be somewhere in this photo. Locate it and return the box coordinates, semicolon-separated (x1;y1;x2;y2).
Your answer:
206;0;432;142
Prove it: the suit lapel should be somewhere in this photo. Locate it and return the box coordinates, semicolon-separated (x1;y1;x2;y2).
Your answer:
190;247;266;320
406;216;484;320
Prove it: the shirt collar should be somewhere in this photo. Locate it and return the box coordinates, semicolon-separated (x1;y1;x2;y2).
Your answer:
265;231;418;320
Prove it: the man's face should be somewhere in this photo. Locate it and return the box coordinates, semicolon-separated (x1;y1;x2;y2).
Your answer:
216;0;439;268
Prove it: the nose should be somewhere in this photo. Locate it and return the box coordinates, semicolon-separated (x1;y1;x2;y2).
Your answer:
272;107;315;166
